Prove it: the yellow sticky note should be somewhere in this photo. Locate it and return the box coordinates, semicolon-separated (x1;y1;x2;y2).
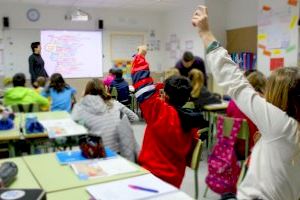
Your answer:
272;49;282;55
258;34;267;41
290;15;298;29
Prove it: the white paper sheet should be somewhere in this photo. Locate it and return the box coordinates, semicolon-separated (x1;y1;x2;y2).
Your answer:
86;174;178;200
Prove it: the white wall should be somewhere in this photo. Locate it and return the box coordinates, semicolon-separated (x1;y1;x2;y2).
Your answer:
225;0;258;30
162;0;206;69
0;2;165;76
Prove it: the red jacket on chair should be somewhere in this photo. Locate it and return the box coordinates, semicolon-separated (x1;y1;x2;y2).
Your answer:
131;54;198;188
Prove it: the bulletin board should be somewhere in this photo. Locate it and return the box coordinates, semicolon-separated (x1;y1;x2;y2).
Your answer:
110;32;145;60
257;0;299;75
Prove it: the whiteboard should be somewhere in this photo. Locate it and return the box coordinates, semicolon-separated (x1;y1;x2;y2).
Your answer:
41;30;103;78
111;33;144;60
3;29;40;78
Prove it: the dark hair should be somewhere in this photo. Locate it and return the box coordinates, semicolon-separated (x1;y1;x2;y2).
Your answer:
183;51;194;62
49;73;68;93
13;73;26;87
84;79;113;108
164;75;192;107
109;68;116;74
31;42;40;53
114;68;123;78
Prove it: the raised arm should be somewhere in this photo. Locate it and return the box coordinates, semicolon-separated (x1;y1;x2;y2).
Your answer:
192;6;298;139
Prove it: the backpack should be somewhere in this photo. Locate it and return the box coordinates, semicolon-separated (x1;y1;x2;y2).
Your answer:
206;115;242;194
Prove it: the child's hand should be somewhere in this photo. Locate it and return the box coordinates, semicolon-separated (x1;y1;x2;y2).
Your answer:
137;45;147;56
192;6;210;35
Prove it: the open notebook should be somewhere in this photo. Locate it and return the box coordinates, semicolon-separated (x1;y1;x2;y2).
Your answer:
86;174;178;200
39;119;87;138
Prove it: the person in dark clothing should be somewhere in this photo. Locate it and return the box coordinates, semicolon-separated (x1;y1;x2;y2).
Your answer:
175;51;207;86
29;42;48;86
110;68;130;105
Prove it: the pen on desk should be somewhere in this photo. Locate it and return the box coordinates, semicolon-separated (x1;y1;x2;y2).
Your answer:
128;185;159;193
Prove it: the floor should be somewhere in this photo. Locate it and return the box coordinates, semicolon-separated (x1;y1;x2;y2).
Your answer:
132;122;220;200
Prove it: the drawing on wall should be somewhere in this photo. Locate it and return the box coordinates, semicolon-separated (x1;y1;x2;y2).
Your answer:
185;40;193;50
257;0;299;73
165;34;182;60
112;59;132;79
147;30;160;52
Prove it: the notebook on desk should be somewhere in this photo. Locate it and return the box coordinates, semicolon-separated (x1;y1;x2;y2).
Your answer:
86;174;178;200
39;118;87;138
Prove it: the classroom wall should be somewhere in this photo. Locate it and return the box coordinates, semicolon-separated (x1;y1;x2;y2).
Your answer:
0;2;166;98
225;0;258;30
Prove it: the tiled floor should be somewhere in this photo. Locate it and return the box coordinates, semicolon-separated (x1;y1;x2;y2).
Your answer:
132;122;220;200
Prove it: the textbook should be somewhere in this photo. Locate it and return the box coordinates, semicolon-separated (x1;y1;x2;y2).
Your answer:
71;157;137;180
86;174;177;200
39;119;88;138
56;148;117;165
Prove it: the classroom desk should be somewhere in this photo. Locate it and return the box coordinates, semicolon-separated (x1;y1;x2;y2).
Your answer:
23;153;148;193
22;111;70;139
47;187;193;200
0;157;40;189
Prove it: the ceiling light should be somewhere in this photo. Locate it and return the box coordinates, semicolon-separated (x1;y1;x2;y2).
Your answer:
65;8;91;22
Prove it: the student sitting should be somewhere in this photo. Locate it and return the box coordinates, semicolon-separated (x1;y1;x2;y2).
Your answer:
193;6;300;200
41;73;76;112
103;68;116;89
131;45;206;188
110;68;130;105
227;71;267;160
72;79;139;161
188;68;221;109
34;76;47;94
4;73;49;107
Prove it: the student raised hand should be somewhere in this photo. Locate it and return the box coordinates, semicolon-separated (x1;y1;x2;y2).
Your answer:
192;5;216;48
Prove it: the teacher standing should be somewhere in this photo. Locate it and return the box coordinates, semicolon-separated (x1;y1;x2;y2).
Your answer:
175;51;207;86
29;42;48;86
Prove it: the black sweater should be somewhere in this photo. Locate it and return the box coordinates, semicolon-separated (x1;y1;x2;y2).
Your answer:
29;53;48;83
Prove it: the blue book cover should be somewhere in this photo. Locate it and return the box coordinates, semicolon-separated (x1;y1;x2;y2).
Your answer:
56;147;117;165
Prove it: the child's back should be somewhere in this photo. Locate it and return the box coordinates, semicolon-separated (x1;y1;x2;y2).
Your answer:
41;73;76;112
131;47;205;187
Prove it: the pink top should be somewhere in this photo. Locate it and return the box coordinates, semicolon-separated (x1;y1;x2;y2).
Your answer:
103;75;115;87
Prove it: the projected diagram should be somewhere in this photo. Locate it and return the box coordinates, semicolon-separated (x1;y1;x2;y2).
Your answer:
41;31;103;78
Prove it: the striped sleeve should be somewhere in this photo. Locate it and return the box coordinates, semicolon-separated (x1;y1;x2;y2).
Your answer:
131;54;156;103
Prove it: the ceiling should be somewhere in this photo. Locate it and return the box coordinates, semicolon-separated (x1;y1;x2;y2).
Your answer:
0;0;186;11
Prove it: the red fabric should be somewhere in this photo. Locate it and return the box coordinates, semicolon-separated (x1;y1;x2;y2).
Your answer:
131;54;149;74
226;100;256;158
133;77;154;90
132;54;197;188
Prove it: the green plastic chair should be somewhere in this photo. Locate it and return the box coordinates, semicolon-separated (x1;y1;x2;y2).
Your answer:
189;138;204;200
110;87;118;99
204;115;250;198
11;103;40;113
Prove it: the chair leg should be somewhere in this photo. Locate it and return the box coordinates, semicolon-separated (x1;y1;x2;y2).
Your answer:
194;170;199;199
203;185;209;198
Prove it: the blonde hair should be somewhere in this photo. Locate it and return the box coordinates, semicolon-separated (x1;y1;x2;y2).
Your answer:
188;69;204;98
265;67;300;164
164;68;180;80
247;71;267;94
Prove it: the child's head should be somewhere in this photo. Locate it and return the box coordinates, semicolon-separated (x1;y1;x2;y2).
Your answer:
164;75;192;107
246;71;267;95
49;73;67;92
84;79;112;105
182;51;195;68
108;68;116;75
265;67;300;121
12;73;26;87
244;69;257;77
114;68;123;79
188;69;204;98
164;68;180;80
36;76;46;88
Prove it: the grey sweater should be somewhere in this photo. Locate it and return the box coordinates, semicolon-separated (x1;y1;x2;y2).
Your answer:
71;95;139;161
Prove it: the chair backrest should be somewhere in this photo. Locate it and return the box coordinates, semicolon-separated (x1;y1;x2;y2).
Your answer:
11;104;40;113
221;115;250;159
111;87;118;99
190;139;204;170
